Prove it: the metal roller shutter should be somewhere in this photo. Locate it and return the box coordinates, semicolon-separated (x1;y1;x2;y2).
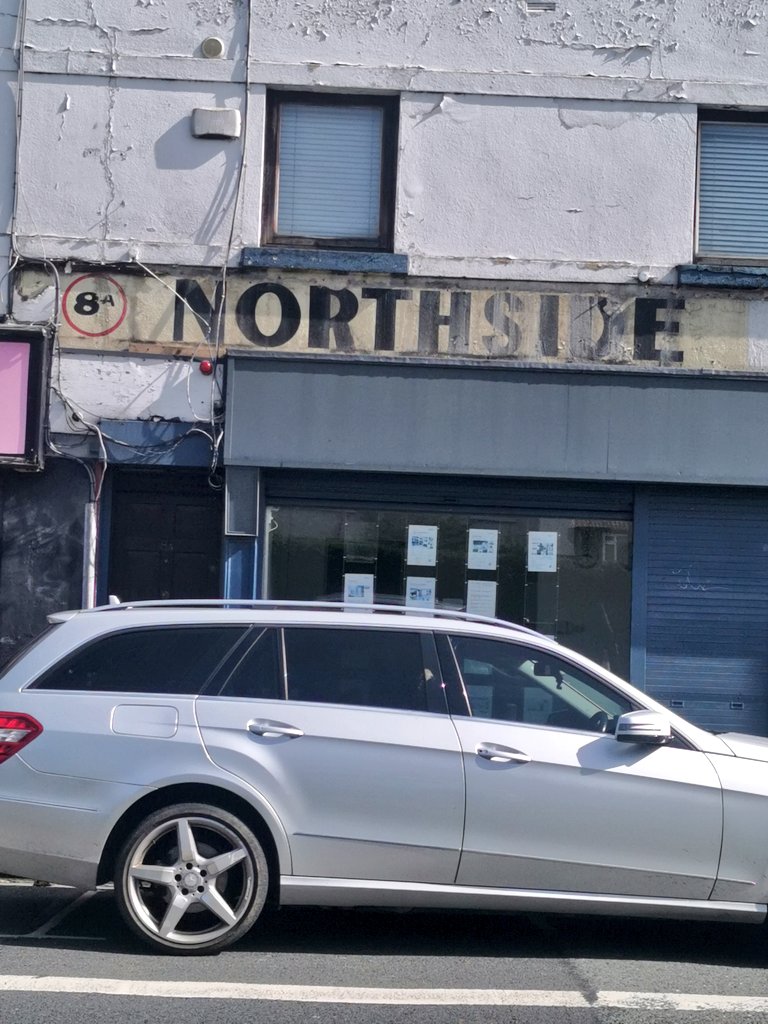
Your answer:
644;487;768;735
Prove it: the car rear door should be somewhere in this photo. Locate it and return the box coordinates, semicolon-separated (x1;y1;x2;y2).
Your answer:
196;625;465;883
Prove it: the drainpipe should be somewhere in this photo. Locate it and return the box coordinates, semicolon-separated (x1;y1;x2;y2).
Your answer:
82;499;98;609
81;463;105;609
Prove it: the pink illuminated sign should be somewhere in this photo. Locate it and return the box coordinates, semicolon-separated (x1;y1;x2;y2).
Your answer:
0;341;31;456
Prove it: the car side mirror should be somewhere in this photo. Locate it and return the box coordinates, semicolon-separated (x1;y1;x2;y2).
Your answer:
615;710;672;745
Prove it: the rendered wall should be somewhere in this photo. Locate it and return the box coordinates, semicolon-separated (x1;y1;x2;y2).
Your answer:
13;1;768;283
24;1;768;91
397;95;697;283
0;1;17;315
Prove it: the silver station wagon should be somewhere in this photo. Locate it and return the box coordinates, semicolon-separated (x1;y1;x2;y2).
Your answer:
2;600;768;954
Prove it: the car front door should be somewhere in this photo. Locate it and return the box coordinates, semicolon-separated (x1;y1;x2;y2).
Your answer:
196;625;465;884
441;634;723;899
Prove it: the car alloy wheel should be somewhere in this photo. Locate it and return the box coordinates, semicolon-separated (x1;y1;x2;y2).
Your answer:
115;802;268;953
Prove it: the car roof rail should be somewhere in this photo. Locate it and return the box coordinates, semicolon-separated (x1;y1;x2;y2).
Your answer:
76;598;550;639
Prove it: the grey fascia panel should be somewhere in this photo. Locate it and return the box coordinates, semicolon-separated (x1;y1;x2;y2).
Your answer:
225;355;768;487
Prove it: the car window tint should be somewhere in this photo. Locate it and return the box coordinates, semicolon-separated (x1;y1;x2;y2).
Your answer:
448;635;633;733
31;626;247;694
284;628;428;711
218;628;282;699
0;623;61;680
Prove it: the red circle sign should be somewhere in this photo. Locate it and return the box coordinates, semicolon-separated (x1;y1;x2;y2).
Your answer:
62;274;128;337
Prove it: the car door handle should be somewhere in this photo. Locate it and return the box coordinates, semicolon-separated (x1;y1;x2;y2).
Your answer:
248;719;304;739
476;742;531;764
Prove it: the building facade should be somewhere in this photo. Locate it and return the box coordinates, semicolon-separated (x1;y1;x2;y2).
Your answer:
1;1;768;731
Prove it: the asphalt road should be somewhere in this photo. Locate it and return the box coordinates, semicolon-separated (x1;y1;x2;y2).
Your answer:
2;880;768;1023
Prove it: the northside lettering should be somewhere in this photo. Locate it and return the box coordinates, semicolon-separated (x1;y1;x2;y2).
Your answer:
170;279;686;364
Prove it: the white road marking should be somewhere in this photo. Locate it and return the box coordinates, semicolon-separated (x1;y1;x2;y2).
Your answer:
0;977;766;1011
24;890;97;938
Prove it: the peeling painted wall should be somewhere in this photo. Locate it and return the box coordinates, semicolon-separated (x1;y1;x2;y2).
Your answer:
46;351;222;431
14;266;768;375
23;1;768;94
246;0;768;95
25;0;247;67
15;74;263;266
398;94;697;282
14;85;698;280
10;1;768;281
0;0;18;314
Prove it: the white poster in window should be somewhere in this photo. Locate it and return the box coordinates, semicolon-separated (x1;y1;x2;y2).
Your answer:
406;525;438;566
527;531;558;573
466;580;497;618
467;528;499;571
405;577;436;609
343;573;374;605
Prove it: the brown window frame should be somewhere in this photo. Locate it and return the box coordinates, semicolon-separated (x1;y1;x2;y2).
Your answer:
261;91;399;252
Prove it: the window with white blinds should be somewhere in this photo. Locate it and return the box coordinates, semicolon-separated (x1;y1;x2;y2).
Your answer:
698;120;768;259
265;94;396;249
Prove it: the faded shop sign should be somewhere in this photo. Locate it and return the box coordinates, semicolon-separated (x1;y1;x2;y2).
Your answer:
18;269;768;372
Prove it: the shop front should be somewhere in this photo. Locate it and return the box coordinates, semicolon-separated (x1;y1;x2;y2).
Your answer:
260;471;633;676
26;264;768;733
223;347;768;738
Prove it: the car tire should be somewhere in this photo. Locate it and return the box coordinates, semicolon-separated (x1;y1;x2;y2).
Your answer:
114;802;269;954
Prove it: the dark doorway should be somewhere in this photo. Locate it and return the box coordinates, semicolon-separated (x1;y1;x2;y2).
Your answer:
107;469;222;601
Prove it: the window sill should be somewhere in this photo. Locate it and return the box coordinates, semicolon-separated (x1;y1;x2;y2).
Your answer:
678;264;768;289
241;247;409;275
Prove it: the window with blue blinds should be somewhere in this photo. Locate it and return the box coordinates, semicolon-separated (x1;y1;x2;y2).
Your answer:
698;120;768;259
277;103;384;240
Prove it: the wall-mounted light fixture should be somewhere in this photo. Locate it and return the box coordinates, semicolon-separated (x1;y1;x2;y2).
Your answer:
201;36;225;59
192;107;241;139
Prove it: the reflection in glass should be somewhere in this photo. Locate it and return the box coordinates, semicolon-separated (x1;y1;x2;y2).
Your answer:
266;506;632;676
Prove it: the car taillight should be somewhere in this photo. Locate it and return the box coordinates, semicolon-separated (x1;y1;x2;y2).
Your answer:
0;712;43;764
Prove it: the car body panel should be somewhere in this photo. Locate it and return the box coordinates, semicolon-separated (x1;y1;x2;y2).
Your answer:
195;696;465;883
451;716;723;898
11;691;206;785
717;732;768;761
279;876;765;923
707;750;768;903
0;754;150;888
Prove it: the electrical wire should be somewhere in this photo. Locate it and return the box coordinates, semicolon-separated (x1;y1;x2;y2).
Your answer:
9;3;256;494
201;0;253;487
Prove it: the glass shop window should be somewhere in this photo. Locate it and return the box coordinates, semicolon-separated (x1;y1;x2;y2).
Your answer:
265;506;632;677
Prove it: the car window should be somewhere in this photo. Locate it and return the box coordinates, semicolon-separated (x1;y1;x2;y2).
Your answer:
30;626;248;695
0;623;61;678
217;628;283;700
284;627;429;711
448;635;634;732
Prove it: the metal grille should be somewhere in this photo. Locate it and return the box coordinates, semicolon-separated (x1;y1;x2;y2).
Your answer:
644;488;768;735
